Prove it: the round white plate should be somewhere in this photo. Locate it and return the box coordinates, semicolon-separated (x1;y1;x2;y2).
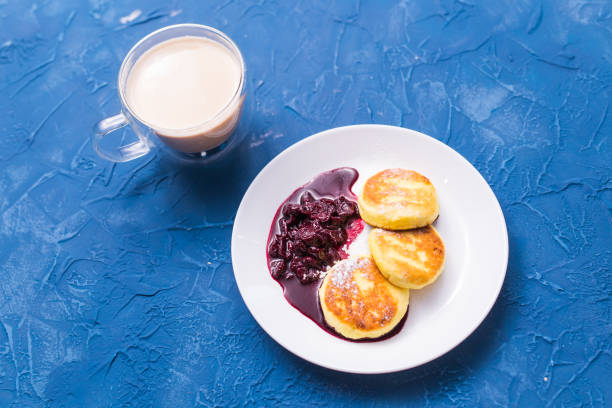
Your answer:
231;125;508;374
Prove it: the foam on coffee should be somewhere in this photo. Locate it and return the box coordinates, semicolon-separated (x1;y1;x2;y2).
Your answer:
125;36;243;152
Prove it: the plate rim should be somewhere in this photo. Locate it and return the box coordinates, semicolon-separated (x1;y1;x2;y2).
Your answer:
231;124;509;374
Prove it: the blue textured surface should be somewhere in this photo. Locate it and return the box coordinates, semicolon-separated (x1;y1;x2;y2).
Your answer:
0;0;611;406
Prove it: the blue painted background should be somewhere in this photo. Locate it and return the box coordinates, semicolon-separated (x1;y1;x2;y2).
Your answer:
1;0;611;406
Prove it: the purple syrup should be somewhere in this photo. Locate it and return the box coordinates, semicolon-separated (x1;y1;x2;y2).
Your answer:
266;167;408;342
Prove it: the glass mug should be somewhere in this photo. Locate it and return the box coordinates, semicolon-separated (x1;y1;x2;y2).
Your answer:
93;24;246;162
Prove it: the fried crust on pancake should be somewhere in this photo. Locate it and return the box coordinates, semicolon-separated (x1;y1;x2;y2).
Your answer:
358;169;439;230
369;226;445;289
319;256;409;339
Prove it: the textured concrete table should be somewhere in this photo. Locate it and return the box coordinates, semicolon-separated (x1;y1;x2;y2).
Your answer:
0;1;610;407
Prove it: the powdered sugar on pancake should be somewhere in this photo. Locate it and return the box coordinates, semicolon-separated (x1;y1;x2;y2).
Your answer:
330;257;369;289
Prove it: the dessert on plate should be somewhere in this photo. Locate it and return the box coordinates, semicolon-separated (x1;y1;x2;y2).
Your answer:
266;167;445;342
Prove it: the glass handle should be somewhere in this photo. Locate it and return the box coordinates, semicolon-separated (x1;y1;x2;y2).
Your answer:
92;113;150;162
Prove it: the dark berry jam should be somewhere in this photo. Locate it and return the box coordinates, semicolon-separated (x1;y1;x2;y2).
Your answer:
268;195;360;283
266;167;407;342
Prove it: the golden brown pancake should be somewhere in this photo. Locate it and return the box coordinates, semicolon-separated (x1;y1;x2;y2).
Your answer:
369;225;445;289
318;256;409;340
358;169;439;230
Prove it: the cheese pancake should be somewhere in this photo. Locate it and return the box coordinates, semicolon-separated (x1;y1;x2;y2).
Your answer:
369;226;445;289
358;169;439;230
319;256;409;340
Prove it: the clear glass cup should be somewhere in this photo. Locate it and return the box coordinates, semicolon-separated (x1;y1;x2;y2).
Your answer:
93;24;246;162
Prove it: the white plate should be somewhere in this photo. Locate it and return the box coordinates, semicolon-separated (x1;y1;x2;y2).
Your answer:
231;125;508;374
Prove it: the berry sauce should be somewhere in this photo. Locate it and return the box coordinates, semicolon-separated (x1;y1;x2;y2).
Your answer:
266;167;407;342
